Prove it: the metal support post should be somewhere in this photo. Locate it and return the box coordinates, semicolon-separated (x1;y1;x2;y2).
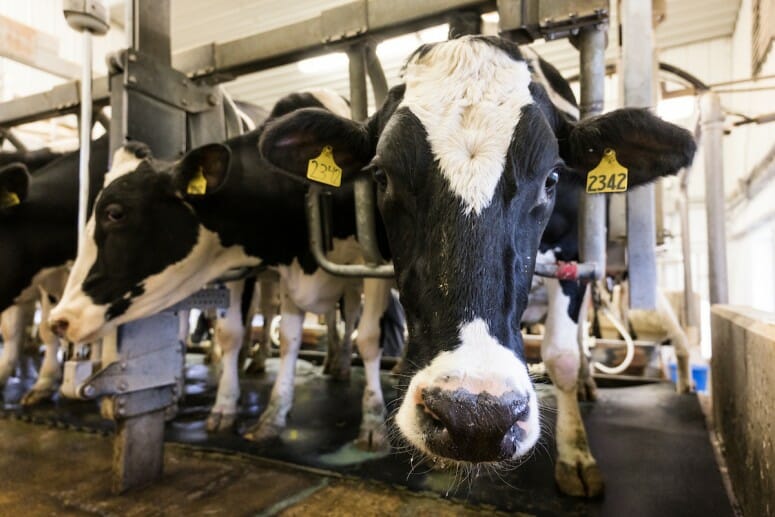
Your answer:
678;170;698;326
77;32;92;243
448;10;482;38
348;44;385;267
63;0;108;246
700;91;729;304
621;0;657;309
577;25;607;281
364;42;388;107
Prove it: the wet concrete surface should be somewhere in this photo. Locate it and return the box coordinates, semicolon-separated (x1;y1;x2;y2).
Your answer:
0;356;734;516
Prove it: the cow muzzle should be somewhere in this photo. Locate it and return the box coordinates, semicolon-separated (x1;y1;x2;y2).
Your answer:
417;384;531;462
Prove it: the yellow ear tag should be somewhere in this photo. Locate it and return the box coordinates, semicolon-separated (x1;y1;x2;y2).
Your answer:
0;189;20;209
187;166;208;195
306;145;342;187
586;148;628;194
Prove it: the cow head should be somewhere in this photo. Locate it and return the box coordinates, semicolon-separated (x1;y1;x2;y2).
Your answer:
259;36;695;465
0;162;30;213
48;142;253;343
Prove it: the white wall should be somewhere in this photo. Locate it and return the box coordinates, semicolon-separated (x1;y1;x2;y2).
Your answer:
0;0;126;149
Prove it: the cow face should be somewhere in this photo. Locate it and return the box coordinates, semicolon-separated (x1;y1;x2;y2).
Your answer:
260;36;696;466
49;144;255;343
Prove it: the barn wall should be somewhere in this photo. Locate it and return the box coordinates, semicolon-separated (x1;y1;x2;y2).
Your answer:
711;306;775;516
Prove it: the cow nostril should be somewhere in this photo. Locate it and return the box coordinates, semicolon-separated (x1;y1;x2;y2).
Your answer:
51;319;69;338
417;386;530;462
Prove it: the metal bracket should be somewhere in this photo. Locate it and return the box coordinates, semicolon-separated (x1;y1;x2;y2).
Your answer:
121;50;219;113
321;1;368;42
306;186;394;277
498;0;608;42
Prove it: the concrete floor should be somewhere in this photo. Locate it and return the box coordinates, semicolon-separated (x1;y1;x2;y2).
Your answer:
0;418;506;516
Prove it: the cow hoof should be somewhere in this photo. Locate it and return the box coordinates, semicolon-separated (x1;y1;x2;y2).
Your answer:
20;386;57;406
676;380;693;394
322;360;351;382
0;366;13;387
555;460;604;498
355;429;390;452
244;359;266;375
206;410;236;432
243;421;283;442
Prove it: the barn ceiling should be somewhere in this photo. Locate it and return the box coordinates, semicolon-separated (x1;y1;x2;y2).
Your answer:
169;0;742;110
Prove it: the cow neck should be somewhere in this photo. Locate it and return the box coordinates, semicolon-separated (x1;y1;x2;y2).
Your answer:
186;130;357;271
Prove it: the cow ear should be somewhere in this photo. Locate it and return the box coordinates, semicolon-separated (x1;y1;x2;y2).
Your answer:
258;107;372;186
564;108;697;187
0;162;30;210
172;143;231;197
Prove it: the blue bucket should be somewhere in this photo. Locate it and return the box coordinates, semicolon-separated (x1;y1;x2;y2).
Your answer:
669;362;709;393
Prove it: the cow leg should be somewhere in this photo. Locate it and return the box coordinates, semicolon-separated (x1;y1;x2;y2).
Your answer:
21;290;62;405
0;303;35;388
575;283;598;402
323;288;358;381
322;309;344;379
354;279;391;452
542;278;603;498
657;291;692;393
245;277;277;374
206;281;245;432
244;289;304;441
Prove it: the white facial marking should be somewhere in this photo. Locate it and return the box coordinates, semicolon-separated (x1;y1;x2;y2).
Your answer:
395;317;540;460
103;147;144;187
50;223;258;344
401;37;534;215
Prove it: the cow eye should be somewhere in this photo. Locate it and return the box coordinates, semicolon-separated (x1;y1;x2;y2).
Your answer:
105;203;125;223
545;170;559;190
366;164;387;190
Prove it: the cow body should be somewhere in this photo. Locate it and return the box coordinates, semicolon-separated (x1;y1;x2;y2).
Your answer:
0;141;110;402
50;91;393;447
258;36;696;496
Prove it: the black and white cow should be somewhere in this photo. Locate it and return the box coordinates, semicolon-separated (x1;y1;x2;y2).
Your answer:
256;36;696;496
49;90;393;448
0;139;110;403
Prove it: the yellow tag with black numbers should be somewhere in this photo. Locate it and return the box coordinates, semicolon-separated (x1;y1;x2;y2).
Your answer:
187;166;208;195
0;189;20;208
306;145;342;187
586;148;628;194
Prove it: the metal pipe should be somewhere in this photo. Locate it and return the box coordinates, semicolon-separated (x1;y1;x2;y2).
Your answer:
306;185;394;278
577;25;607;281
447;10;481;38
348;45;368;122
364;42;389;107
348;44;385;267
77;29;93;248
678;173;698;326
700;91;729;304
534;261;598;281
0;129;27;151
622;0;657;310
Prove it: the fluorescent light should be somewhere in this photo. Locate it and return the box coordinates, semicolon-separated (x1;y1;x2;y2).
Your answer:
657;96;697;121
297;52;348;75
481;11;500;24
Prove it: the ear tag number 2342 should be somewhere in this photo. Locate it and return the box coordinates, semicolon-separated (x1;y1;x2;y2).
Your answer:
586;149;628;194
307;145;342;187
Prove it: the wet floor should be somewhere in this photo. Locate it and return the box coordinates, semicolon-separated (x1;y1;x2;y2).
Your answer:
0;356;734;516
